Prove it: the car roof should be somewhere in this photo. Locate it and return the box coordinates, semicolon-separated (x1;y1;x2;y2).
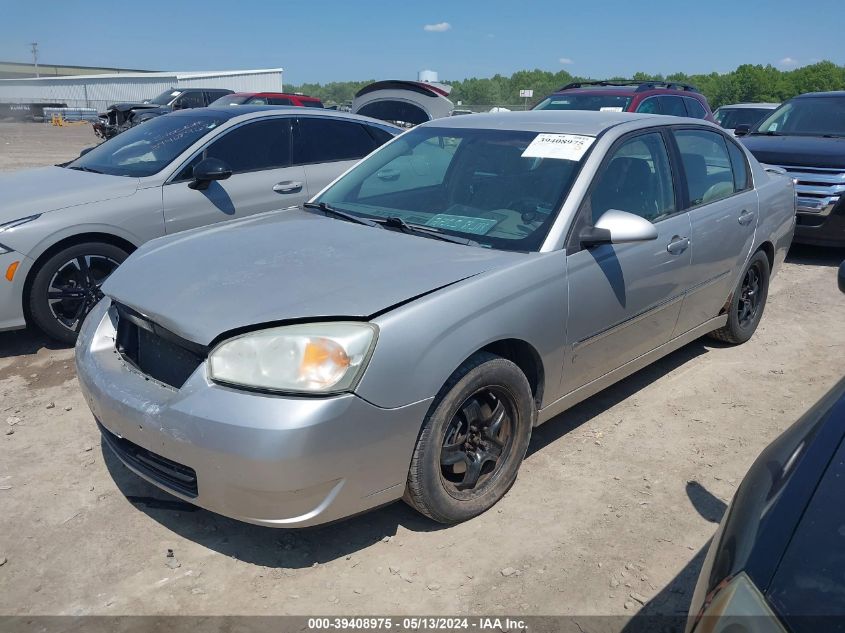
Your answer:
227;92;320;99
418;109;687;135
795;91;845;99
175;104;402;129
717;103;780;109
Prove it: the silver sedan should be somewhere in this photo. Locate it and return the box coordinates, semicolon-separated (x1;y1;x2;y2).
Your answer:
0;107;398;342
76;110;796;527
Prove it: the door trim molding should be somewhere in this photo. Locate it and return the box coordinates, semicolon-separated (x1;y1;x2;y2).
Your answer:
573;293;685;350
538;314;727;425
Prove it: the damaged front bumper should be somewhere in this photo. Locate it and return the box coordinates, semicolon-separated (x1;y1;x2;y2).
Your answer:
75;299;431;527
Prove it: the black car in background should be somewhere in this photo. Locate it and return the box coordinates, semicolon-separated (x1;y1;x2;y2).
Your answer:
93;87;233;139
687;349;845;632
738;92;845;247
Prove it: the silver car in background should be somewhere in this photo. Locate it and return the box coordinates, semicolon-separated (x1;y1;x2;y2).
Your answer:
0;107;398;342
713;102;779;135
76;110;795;527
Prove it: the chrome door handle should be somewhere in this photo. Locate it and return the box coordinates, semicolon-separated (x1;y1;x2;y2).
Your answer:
738;209;756;225
667;236;690;255
273;181;303;194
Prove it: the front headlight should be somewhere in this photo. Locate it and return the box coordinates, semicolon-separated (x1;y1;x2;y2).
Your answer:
207;322;378;394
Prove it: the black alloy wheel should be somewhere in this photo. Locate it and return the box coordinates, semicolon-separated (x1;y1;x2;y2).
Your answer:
440;388;515;497
29;241;130;344
47;255;119;333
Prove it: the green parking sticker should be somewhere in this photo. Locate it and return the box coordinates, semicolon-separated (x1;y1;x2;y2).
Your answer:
425;214;499;235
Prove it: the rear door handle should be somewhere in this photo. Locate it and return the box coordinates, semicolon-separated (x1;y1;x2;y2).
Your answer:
273;181;303;194
667;236;690;255
738;209;756;225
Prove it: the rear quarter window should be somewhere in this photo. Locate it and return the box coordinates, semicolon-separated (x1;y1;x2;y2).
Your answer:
684;97;708;119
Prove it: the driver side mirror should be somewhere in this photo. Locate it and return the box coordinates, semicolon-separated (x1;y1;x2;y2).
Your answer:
733;124;751;137
189;157;232;191
580;209;659;247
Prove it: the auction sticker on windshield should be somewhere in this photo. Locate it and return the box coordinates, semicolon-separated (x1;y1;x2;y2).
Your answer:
521;133;595;161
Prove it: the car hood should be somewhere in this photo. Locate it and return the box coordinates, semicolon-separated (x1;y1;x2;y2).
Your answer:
0;166;139;224
103;210;523;346
741;135;845;169
106;102;166;113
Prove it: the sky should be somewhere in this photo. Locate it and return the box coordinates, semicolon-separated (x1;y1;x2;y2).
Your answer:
0;0;841;85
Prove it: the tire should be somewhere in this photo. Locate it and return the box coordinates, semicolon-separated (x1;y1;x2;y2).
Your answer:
404;352;534;524
709;250;770;345
28;242;129;344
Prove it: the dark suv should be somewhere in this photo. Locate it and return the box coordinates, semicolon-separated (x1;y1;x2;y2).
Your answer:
533;80;715;121
94;88;234;139
738;91;845;247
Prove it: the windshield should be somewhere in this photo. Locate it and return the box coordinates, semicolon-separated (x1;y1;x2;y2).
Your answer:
67;113;227;177
210;95;252;106
715;107;773;129
148;89;182;106
753;97;845;136
534;94;632;112
314;126;588;251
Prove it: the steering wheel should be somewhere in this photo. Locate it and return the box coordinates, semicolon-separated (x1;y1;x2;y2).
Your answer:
508;197;548;223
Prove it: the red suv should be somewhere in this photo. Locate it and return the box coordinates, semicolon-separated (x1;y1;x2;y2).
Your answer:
209;92;324;108
533;81;715;121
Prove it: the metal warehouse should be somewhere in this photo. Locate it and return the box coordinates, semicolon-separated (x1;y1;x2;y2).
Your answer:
0;68;284;111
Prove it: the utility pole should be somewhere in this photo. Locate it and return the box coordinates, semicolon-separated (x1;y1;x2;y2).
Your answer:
30;42;39;78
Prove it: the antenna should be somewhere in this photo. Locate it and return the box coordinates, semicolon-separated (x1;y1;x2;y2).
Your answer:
30;42;39;78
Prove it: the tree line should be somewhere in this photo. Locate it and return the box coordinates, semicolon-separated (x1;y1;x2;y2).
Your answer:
287;61;845;110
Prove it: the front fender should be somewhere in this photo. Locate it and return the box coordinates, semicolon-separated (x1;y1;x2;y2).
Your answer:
357;251;569;410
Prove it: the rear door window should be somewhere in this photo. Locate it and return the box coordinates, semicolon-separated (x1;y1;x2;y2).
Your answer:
658;96;687;117
674;129;736;206
293;118;377;164
726;139;750;191
269;97;293;106
684;97;708;119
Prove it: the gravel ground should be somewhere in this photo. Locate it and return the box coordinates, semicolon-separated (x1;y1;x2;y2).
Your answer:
0;122;843;624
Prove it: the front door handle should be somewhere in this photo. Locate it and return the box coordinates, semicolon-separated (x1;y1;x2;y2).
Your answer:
667;236;690;255
273;181;303;194
738;209;756;226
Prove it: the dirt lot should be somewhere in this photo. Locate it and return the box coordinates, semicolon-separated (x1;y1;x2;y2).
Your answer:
0;122;843;624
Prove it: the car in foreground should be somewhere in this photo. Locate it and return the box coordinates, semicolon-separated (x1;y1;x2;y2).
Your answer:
209;92;324;108
93;87;234;139
76;110;795;528
686;370;845;632
738;91;845;247
534;80;716;122
713;102;779;135
0;106;399;342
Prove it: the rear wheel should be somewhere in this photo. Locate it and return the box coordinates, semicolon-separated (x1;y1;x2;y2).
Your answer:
709;250;770;345
404;353;534;524
28;242;129;344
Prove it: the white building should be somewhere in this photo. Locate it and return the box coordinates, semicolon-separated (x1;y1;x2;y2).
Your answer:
0;68;284;111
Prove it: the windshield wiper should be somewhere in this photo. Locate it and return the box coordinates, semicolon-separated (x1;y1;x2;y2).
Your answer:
67;165;104;174
302;202;381;227
749;130;783;136
377;216;479;246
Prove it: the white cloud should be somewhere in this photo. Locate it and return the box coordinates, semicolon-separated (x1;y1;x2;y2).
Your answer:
423;22;452;32
779;56;798;67
559;57;574;65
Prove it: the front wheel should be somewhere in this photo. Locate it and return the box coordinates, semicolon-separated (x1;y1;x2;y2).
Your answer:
404;352;534;524
28;242;129;344
709;250;770;345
